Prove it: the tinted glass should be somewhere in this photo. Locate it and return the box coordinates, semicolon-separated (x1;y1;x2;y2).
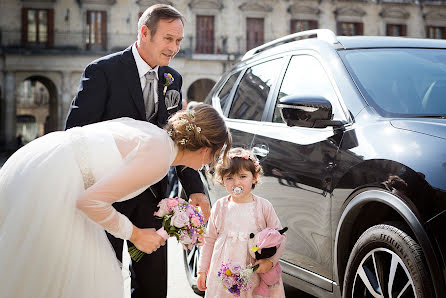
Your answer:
217;71;240;112
340;48;446;117
273;55;340;122
229;58;283;121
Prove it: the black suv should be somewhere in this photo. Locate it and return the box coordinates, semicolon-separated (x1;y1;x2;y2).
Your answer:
183;29;446;298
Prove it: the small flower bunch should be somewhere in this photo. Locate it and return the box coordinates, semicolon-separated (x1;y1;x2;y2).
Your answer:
128;197;205;262
163;73;174;95
217;261;259;296
227;150;260;171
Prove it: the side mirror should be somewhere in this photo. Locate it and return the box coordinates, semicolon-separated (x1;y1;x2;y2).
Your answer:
277;95;345;128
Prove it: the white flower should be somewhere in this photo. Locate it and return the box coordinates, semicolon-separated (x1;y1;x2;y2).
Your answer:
171;210;189;228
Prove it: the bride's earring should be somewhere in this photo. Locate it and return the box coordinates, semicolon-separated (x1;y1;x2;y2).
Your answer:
199;149;206;170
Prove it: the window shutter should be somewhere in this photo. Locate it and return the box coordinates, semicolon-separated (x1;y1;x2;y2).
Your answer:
401;24;407;37
48;9;54;47
290;19;296;33
101;12;107;50
358;23;364;35
336;22;342;35
22;8;28;45
310;20;318;30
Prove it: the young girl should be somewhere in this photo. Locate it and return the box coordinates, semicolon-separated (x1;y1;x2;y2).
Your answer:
197;147;286;297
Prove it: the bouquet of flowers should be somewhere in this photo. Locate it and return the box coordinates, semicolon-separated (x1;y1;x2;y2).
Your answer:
217;261;259;296
128;197;205;262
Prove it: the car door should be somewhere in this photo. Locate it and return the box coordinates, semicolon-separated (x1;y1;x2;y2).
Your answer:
206;57;286;203
251;53;347;291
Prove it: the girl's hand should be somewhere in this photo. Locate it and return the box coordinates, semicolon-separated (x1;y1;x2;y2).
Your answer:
197;272;207;291
130;226;165;254
254;259;274;273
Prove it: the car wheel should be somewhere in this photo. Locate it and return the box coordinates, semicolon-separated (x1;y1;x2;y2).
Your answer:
343;224;432;298
183;245;205;296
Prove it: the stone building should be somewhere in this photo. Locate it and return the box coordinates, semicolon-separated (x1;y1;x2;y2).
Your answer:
0;0;445;150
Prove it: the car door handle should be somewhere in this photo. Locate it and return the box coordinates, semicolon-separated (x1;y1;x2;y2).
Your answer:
252;145;269;158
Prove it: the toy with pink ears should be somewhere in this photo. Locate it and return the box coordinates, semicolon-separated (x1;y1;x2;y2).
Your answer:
248;227;288;297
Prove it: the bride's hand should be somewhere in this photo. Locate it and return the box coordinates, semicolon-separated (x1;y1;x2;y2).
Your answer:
130;226;165;254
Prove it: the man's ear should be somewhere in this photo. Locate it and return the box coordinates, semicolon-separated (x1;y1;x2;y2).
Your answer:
141;25;150;40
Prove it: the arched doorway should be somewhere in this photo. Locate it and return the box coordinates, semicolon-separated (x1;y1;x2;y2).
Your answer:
186;79;216;103
16;76;57;144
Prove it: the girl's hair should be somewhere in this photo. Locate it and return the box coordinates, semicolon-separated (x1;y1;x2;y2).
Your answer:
214;147;264;189
138;4;184;40
165;103;232;165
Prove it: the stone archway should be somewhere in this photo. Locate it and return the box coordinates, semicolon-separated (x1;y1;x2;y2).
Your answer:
16;76;58;144
186;78;216;103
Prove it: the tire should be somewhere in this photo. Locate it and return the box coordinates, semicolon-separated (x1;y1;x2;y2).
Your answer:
178;182;205;296
183;246;205;296
342;224;433;298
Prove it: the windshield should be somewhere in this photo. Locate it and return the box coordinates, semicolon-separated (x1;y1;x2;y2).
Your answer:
339;48;446;117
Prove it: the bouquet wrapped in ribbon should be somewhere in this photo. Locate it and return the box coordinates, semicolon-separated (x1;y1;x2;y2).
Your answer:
128;197;205;262
217;261;259;296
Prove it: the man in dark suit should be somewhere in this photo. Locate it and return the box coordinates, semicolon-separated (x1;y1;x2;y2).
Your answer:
65;4;210;298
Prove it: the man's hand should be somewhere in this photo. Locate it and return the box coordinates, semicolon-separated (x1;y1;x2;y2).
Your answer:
189;193;210;222
130;226;166;254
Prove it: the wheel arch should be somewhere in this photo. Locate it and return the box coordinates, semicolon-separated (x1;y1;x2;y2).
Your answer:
334;189;445;297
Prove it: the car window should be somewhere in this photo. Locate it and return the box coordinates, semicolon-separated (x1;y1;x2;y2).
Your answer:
273;55;341;123
228;58;283;121
217;71;241;112
339;48;446;117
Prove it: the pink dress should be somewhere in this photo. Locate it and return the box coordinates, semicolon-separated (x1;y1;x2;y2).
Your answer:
198;195;286;298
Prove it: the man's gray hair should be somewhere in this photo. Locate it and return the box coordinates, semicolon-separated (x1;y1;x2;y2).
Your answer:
137;4;184;40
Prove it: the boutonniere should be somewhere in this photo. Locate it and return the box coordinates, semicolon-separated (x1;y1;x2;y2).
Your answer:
163;73;174;95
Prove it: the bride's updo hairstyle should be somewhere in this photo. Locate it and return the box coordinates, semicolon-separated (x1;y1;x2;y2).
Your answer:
165;103;232;164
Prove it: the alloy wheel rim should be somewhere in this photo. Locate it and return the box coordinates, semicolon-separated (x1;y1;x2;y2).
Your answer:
186;244;200;281
352;248;416;298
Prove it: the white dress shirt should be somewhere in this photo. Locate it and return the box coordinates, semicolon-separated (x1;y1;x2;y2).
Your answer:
132;43;159;104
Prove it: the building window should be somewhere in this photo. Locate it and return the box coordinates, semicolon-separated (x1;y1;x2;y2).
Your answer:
387;24;406;36
337;22;363;36
426;26;445;39
196;15;214;54
87;10;107;50
21;8;54;47
246;18;264;51
290;20;318;33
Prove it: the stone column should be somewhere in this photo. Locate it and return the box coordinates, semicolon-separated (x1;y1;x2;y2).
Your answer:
4;72;16;150
59;71;72;130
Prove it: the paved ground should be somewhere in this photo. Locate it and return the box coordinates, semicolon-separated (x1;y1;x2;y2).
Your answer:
122;238;201;298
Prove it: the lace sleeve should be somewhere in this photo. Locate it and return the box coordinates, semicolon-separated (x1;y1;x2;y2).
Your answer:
76;132;173;240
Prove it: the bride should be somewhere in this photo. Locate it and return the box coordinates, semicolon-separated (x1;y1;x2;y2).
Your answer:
0;104;231;298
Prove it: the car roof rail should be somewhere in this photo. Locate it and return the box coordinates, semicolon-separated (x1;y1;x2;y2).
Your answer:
242;29;339;61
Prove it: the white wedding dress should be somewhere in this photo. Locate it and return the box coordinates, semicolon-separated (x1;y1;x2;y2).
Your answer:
0;118;178;298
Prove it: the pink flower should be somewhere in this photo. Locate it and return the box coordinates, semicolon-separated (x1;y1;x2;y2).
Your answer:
229;262;242;274
156;199;169;217
191;216;201;227
186;206;196;216
180;230;194;247
166;198;179;210
171;210;189;228
198;236;205;245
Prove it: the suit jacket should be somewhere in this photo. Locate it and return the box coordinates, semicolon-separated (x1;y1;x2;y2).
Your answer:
65;44;204;219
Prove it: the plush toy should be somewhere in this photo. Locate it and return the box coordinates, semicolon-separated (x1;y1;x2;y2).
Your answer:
248;227;288;297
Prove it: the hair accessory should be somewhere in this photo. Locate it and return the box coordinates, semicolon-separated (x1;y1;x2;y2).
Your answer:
228;151;260;171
